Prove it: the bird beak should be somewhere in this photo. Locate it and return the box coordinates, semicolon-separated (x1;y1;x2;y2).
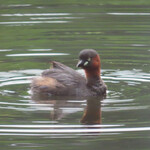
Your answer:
76;60;85;68
76;60;89;68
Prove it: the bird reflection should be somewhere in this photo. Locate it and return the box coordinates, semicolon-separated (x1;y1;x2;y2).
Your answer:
80;98;103;124
32;94;105;125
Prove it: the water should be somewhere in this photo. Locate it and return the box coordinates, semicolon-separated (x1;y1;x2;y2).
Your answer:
0;1;150;150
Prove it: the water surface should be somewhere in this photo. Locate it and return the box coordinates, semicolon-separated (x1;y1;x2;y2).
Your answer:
0;1;150;150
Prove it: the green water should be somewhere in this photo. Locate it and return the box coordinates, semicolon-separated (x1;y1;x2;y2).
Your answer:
0;0;150;150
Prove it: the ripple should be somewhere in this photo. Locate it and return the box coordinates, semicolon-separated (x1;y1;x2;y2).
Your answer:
0;98;85;112
0;101;52;107
0;49;13;52
0;13;70;17
10;69;43;75
103;76;150;83
0;69;149;89
131;44;149;47
6;53;69;57
27;49;52;51
102;99;134;104
0;80;31;87
78;69;150;84
0;72;23;79
0;21;70;25
0;90;16;96
0;124;122;128
103;69;150;83
0;133;119;137
0;126;149;134
8;4;31;7
103;105;149;112
0;76;33;82
108;13;150;16
30;17;83;20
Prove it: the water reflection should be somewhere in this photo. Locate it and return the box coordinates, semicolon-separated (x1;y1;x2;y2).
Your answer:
32;89;105;124
81;98;102;124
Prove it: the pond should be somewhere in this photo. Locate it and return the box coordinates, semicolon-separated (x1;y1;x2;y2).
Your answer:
0;1;150;150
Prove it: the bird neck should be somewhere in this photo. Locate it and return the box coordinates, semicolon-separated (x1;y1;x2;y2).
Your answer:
85;67;101;86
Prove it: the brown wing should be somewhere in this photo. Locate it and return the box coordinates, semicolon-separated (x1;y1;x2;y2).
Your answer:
31;61;86;96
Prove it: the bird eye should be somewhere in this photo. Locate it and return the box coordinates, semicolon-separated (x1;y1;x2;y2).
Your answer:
83;58;91;66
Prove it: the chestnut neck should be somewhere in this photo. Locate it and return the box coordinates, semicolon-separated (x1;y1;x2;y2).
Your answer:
84;55;101;86
85;68;101;86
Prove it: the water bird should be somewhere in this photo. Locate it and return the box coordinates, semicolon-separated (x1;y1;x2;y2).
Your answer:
31;49;107;97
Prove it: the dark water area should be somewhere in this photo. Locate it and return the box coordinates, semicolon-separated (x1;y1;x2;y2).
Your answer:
0;1;150;150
